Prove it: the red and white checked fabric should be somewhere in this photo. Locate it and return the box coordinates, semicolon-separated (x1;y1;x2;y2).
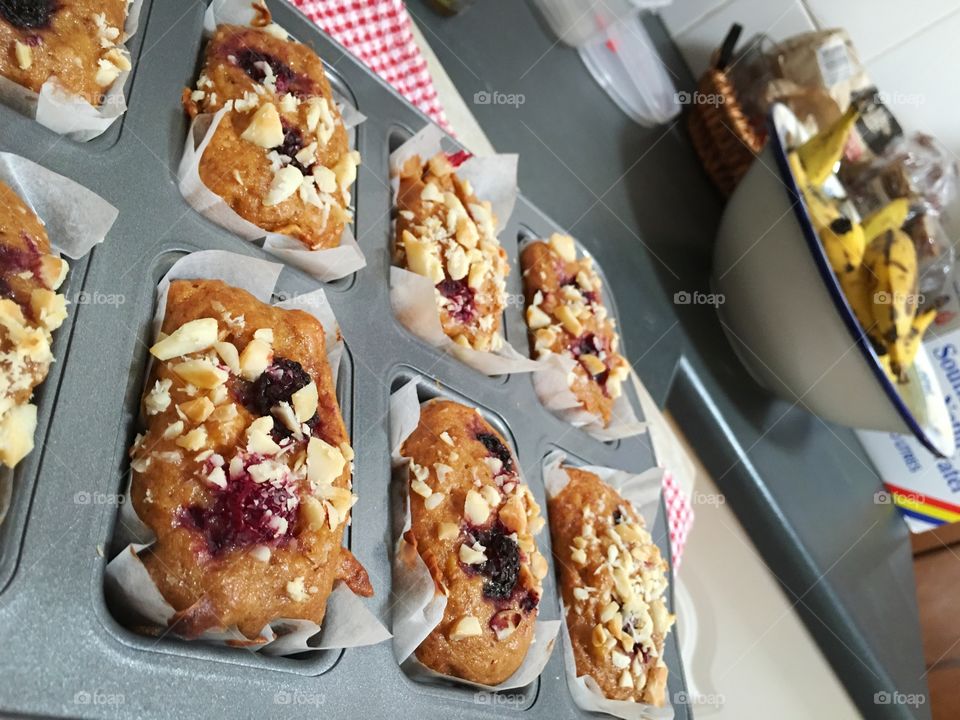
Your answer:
661;468;693;571
290;0;451;131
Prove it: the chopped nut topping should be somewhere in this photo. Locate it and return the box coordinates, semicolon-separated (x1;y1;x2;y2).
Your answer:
438;522;459;541
171;359;228;389
449;615;482;641
464;488;490;525
459;541;487;565
14;40;31;70
286;576;309;602
549;233;577;262
150;318;218;360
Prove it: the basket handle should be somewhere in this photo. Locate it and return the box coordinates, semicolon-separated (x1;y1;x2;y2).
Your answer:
714;23;743;70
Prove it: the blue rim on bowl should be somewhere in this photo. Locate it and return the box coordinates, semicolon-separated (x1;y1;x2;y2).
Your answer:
767;104;954;458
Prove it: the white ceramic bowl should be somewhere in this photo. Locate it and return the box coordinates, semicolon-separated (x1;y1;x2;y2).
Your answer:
713;105;954;457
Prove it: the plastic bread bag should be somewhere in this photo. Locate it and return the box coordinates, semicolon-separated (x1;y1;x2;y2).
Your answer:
0;152;118;514
176;0;367;282
388;379;561;689
543;450;674;720
104;249;391;654
0;0;145;141
389;124;540;375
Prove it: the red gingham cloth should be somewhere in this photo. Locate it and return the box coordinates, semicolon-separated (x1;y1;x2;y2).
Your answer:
662;468;693;571
289;0;451;131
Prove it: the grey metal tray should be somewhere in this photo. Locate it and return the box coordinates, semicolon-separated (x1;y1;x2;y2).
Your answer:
0;1;690;717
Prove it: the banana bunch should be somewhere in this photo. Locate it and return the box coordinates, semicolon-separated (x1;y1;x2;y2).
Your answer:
788;132;931;383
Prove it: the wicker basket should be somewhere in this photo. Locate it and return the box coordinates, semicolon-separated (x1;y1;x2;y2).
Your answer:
687;26;766;196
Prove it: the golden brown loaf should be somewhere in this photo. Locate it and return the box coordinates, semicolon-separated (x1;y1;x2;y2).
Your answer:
129;279;370;639
0;181;70;468
400;399;547;684
548;466;674;706
183;16;359;250
521;234;630;426
0;0;130;106
395;152;509;352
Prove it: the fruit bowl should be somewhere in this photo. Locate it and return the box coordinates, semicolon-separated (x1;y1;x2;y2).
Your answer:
713;104;955;457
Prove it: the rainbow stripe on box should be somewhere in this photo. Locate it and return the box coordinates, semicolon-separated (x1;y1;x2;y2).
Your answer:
885;482;960;526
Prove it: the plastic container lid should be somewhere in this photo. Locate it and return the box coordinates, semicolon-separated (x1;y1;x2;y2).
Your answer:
530;0;673;47
578;12;680;126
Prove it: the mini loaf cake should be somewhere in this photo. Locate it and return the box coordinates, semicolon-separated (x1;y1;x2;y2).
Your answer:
0;0;131;106
129;279;370;639
400;399;547;684
520;234;630;426
395;152;509;352
548;466;674;706
183;11;359;249
0;181;70;469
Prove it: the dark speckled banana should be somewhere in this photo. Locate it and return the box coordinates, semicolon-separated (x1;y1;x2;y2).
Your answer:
891;308;937;382
818;216;865;275
789;151;866;275
839;263;884;350
862;229;919;349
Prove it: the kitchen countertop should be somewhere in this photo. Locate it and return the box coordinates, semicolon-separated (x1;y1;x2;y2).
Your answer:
406;2;929;718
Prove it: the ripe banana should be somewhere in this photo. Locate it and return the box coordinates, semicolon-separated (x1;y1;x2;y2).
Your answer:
838;263;883;349
818;216;865;275
890;307;937;382
862;229;919;348
796;104;860;185
862;198;911;243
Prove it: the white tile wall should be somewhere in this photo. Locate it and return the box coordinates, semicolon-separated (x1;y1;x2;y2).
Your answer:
660;0;960;155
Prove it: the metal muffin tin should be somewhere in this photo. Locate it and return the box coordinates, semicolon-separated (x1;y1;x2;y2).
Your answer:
0;1;690;717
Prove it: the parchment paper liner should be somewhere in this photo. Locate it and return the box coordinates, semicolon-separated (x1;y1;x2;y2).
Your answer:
104;249;390;654
0;152;118;522
388;378;560;689
0;0;145;141
544;450;674;719
176;0;367;282
389;124;540;375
